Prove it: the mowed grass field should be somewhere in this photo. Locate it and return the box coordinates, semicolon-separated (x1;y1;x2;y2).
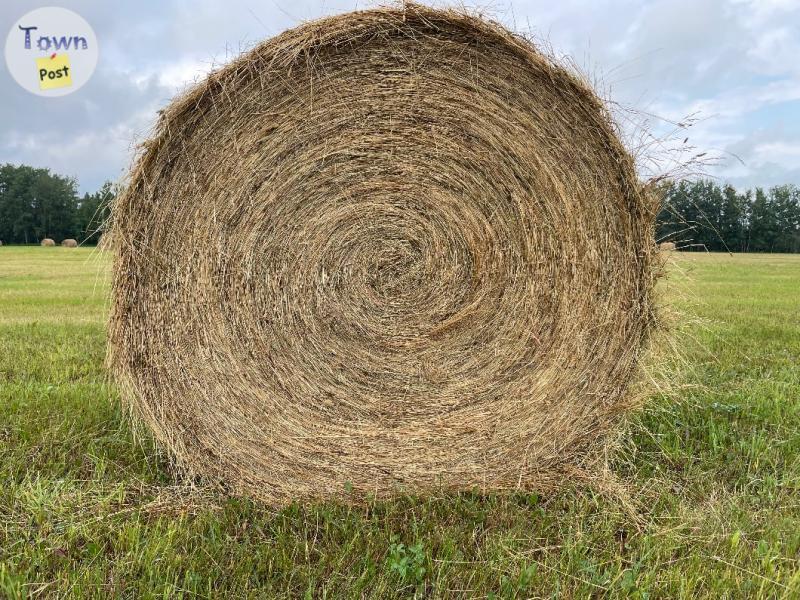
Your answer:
1;246;798;599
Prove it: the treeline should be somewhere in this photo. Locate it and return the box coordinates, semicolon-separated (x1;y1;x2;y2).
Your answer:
0;164;112;245
2;164;800;252
658;180;800;253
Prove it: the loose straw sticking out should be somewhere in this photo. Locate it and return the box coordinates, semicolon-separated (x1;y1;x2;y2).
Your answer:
109;3;659;505
97;232;113;251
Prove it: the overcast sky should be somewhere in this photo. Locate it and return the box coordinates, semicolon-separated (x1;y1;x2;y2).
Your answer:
2;0;799;194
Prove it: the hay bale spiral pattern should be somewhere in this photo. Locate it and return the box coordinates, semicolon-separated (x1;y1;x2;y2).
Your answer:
110;4;657;504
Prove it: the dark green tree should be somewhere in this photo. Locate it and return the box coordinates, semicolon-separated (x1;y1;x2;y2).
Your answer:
0;164;80;243
770;185;800;253
748;188;777;252
0;164;37;244
76;181;114;244
720;184;747;252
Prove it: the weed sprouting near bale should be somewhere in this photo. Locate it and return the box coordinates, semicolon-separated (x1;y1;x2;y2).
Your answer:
41;238;55;247
109;3;659;505
61;239;78;248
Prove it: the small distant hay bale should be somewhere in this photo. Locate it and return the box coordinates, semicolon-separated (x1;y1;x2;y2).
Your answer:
659;242;676;251
41;238;56;247
109;4;659;505
61;239;78;248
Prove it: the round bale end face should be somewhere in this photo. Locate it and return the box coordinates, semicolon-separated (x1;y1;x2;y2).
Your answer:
41;238;56;247
108;5;658;505
61;239;78;248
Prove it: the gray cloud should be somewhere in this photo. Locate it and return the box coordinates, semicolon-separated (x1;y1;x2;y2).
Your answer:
2;0;799;192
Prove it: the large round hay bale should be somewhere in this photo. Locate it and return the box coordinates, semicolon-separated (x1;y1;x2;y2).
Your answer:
41;238;56;247
61;238;78;248
659;241;676;251
110;4;657;504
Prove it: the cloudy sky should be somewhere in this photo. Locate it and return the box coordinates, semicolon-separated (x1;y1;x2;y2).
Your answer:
2;0;799;194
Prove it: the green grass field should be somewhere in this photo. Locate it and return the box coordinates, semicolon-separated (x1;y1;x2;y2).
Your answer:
1;246;798;598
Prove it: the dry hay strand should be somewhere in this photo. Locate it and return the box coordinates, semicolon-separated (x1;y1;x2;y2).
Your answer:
109;3;659;505
61;238;78;248
40;238;56;247
659;241;676;251
97;233;113;251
